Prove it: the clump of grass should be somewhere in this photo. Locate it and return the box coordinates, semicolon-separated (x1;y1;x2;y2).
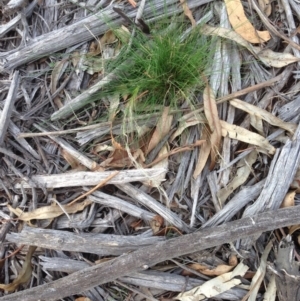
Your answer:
100;16;215;116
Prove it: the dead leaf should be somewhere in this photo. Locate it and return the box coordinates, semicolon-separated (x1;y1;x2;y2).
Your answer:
7;200;92;222
217;150;258;206
0;246;36;292
200;24;256;54
201;25;298;68
100;30;117;48
171;114;206;141
230;98;297;134
203;85;222;169
143;144;168;187
88;30;117;56
147;106;173;155
89;41;99;56
127;0;137;7
75;298;92;301
150;215;164;233
188;263;234;276
263;274;276;301
101;149;131;168
253;47;300;68
180;0;196;27
50;59;68;94
249;114;264;136
258;0;271;16
111;135;124;150
101;147;146;168
176;262;249;300
61;148;82;169
130;219;143;231
289;223;300;235
281;191;296;208
220;120;275;155
100;134;132;168
229;255;238;267
93;144;114;153
224;0;271;43
193;128;211;178
248;241;272;301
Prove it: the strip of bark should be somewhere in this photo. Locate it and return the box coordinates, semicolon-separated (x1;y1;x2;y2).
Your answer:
2;206;300;301
6;227;165;256
0;71;19;145
14;168;167;189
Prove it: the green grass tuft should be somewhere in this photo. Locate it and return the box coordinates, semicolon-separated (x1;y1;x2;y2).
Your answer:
100;17;215;116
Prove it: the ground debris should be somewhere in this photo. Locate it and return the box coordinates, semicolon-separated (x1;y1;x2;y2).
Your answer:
1;0;300;300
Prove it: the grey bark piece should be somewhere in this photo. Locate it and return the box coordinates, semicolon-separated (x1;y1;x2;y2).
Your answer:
38;258;247;300
88;191;156;221
14;169;167;189
51;59;129;120
6;226;165;256
278;95;300;122
289;0;300;20
0;146;36;168
241;123;300;249
34;124;97;170
190;173;201;227
116;183;190;232
2;206;300;301
202;179;266;228
55;208;121;231
39;256;89;273
269;235;300;301
120;271;247;300
281;0;300;60
167;128;195;201
1;7;115;71
207;172;221;212
0;71;19;146
8;120;40;160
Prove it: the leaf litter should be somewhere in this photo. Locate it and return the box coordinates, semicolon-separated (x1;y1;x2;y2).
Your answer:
0;0;300;300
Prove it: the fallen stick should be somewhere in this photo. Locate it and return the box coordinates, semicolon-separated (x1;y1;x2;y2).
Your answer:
2;206;300;301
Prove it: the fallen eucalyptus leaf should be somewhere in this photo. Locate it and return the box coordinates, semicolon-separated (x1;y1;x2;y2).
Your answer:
220;120;275;155
224;0;270;43
203;85;222;169
7;200;92;222
176;261;249;301
230;98;297;134
253;47;300;68
217;150;258;205
0;246;36;292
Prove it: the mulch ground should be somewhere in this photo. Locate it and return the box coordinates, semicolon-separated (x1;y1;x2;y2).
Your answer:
1;0;300;300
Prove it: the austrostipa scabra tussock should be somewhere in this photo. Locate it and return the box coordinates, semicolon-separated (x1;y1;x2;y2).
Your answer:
93;8;218;148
